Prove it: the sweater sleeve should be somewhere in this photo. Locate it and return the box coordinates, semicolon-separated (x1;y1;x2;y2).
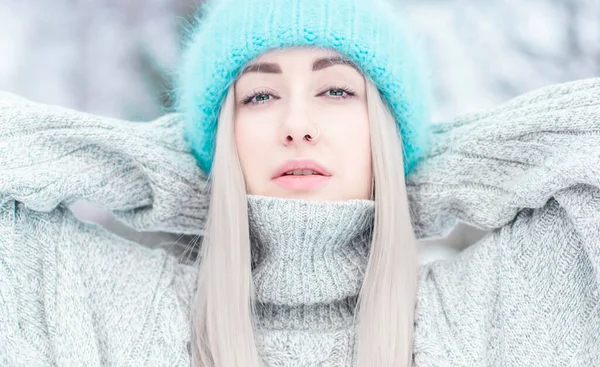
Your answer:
408;78;600;366
0;93;207;365
0;92;208;234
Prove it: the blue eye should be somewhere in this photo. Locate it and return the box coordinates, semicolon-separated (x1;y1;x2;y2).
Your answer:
242;90;275;105
323;86;356;99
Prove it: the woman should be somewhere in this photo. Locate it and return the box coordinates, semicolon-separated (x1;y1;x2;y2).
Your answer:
1;0;599;366
179;1;429;363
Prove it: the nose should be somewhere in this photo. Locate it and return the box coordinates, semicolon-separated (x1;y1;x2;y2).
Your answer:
280;105;319;146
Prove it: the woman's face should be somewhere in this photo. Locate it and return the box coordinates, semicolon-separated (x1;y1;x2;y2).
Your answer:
234;47;372;201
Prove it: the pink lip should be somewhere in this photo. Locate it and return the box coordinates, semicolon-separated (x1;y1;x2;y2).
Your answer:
272;159;332;179
273;174;331;190
272;159;332;191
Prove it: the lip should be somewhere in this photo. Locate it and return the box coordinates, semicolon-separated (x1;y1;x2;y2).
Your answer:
273;174;331;190
272;159;332;191
272;159;332;179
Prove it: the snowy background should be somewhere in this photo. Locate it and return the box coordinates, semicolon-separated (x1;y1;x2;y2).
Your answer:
1;0;598;263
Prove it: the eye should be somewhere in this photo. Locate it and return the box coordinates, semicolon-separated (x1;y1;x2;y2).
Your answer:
242;89;278;105
319;85;356;99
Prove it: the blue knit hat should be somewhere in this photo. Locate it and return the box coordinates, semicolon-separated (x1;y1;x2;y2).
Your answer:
176;0;431;177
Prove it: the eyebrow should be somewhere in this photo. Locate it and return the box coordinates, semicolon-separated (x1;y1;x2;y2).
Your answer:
240;56;360;75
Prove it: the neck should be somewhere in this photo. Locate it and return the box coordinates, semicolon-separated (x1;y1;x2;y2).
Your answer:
247;194;375;331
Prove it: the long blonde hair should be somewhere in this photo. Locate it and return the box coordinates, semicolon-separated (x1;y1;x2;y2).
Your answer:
191;79;419;366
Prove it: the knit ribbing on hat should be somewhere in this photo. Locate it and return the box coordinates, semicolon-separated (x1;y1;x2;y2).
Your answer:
176;0;432;177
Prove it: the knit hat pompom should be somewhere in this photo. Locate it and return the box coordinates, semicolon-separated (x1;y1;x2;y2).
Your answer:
175;0;432;177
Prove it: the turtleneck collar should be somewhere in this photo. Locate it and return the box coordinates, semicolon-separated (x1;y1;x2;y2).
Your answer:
246;194;375;331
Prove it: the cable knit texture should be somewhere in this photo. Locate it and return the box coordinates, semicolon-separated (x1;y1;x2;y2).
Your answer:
1;78;600;366
248;195;373;365
176;0;431;177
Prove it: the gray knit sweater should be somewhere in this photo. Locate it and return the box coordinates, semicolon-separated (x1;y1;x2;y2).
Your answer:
1;78;599;366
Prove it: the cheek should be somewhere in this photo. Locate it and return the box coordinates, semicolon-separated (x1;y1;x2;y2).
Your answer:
234;120;251;159
235;120;258;166
234;116;273;186
348;126;372;178
329;107;372;179
332;107;370;149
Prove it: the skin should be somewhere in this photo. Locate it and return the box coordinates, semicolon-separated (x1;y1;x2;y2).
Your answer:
233;47;372;201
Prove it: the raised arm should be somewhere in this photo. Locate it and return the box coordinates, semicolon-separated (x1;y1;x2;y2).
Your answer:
0;93;207;365
0;92;208;234
408;78;600;366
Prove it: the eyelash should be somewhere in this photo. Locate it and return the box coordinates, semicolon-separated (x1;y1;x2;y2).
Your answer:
241;85;356;105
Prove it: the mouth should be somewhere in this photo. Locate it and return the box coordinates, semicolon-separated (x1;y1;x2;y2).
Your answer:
279;169;326;177
272;159;332;190
273;160;331;179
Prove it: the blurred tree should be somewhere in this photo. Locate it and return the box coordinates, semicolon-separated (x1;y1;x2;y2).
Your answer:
136;0;204;114
0;0;204;121
453;0;599;98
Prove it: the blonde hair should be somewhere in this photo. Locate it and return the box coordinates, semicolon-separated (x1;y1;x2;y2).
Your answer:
191;79;418;366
